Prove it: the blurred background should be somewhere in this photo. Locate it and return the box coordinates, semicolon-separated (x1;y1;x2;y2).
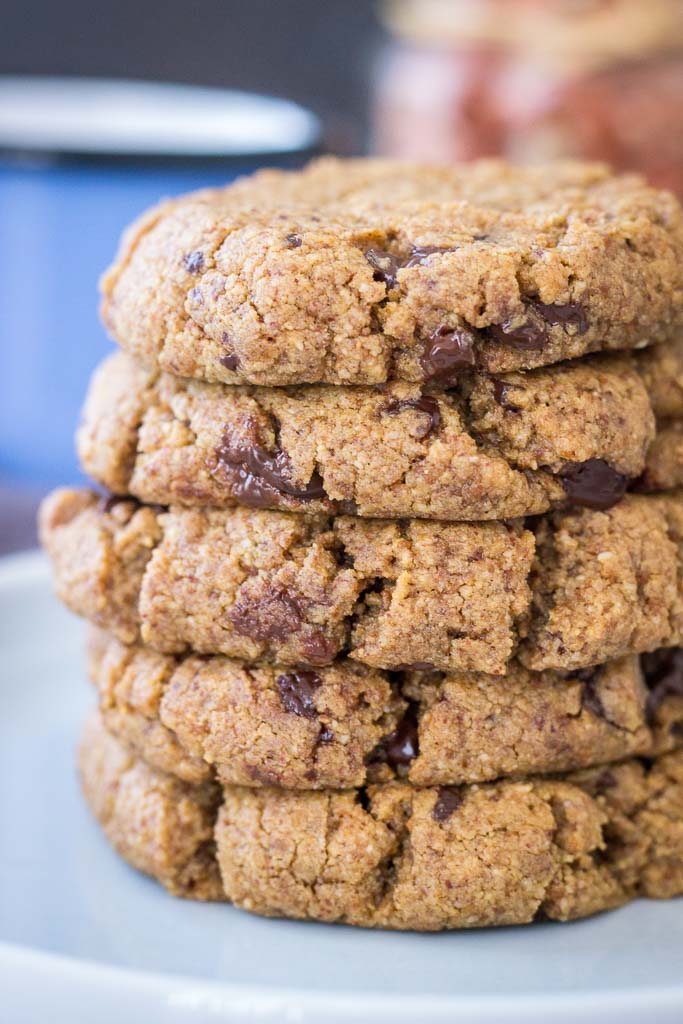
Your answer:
2;0;683;552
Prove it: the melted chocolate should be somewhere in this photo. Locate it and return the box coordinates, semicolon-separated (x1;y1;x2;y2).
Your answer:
229;585;304;643
490;375;522;411
384;396;441;438
420;326;477;384
365;248;402;290
367;705;419;769
219;332;240;372
276;669;322;719
559;459;629;511
432;786;464;822
640;648;683;723
211;420;326;508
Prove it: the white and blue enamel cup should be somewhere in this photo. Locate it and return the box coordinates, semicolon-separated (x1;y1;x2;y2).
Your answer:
0;77;320;488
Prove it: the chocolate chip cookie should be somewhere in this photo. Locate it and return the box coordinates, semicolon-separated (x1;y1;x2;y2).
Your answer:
87;627;683;790
39;487;683;674
80;711;683;930
78;350;656;521
101;159;683;386
79;711;223;900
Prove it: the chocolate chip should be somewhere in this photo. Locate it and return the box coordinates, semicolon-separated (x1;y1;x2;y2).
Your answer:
403;244;458;268
534;301;589;335
384;396;441;438
391;662;436;672
420;325;477;384
219;353;240;371
432;786;464;822
487;300;588;351
318;725;335;744
219;332;240;372
210;419;326;508
490;376;522;411
594;769;618;792
367;705;419;769
276;669;322;719
486;313;548;351
229;584;304;643
301;629;338;666
285;233;302;248
183;250;205;274
559;459;628;511
640;648;683;723
365;248;402;290
578;669;607;720
366;243;458;290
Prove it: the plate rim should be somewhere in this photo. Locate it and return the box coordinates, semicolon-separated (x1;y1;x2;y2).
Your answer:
3;548;683;1020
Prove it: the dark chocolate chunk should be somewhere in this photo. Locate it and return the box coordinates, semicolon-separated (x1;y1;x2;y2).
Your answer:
486;313;548;351
534;301;589;335
641;648;683;723
490;376;523;411
384;396;441;438
432;786;464;823
365;248;402;291
229;584;304;643
219;353;240;371
486;300;588;351
559;459;628;511
578;669;607;720
285;233;302;248
219;353;239;372
594;769;618;792
210;419;326;508
391;662;437;672
318;725;335;744
421;325;477;384
219;332;240;372
183;250;205;274
367;705;419;769
301;629;339;666
403;244;458;268
276;669;322;719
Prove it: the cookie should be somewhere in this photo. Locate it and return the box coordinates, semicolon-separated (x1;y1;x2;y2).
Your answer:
637;334;683;420
81;713;683;929
79;711;224;900
78;350;655;521
216;749;683;930
100;158;683;386
638;421;683;493
87;627;683;790
40;488;683;674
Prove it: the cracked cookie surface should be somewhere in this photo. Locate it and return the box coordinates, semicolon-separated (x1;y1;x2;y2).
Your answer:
101;158;683;386
87;627;683;790
78;350;657;521
40;488;683;674
80;713;683;929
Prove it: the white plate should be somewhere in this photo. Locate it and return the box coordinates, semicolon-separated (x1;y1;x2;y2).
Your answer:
2;551;683;1024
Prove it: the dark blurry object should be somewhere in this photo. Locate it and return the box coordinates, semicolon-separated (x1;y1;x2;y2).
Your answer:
373;0;683;194
0;77;319;494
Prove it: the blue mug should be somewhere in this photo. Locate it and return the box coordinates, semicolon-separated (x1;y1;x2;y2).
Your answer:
0;77;320;488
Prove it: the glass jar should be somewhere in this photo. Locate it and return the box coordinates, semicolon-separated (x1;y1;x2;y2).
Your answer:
373;0;683;195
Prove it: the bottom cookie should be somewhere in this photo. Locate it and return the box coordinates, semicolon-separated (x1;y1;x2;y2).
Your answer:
79;712;224;900
80;713;683;930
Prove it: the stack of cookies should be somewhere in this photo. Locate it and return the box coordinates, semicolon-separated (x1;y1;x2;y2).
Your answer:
40;159;683;929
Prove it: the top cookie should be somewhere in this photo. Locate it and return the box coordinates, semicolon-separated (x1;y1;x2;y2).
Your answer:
101;159;683;387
